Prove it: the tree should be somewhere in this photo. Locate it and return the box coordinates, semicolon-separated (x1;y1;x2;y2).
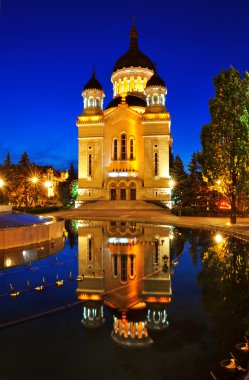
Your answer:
58;163;77;207
201;67;249;224
171;154;189;206
187;151;216;212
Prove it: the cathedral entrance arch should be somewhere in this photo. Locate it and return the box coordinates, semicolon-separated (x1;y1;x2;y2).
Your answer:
111;188;116;200
130;188;136;200
120;188;126;200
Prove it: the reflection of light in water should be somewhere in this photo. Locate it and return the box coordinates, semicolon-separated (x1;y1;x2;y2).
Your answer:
214;233;223;243
108;237;129;244
6;258;12;267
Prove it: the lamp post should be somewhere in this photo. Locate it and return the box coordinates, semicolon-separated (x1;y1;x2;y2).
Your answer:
169;179;175;209
216;180;221;216
0;179;4;205
31;176;39;206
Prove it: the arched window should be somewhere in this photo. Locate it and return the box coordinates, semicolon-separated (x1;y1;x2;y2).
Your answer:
154;152;158;176
88;153;92;177
113;138;118;160
89;97;94;107
120;133;127;160
113;255;118;277
130;138;134;160
121;255;127;282
130;255;135;278
88;237;92;262
153;94;159;105
146;95;150;106
96;97;100;107
160;94;165;105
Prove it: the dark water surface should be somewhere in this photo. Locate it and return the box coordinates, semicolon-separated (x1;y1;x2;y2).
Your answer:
0;220;248;380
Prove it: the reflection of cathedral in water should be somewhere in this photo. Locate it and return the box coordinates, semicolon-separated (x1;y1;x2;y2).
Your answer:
76;220;172;347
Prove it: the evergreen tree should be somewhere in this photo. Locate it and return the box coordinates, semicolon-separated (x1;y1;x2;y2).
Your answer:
201;67;249;223
58;163;78;207
171;155;189;206
187;151;215;211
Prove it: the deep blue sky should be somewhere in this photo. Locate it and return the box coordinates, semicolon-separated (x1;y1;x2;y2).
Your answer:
1;0;249;171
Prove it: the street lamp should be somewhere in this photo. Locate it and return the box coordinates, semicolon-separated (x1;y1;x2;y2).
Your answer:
214;233;223;244
216;180;221;216
30;177;39;205
169;179;175;209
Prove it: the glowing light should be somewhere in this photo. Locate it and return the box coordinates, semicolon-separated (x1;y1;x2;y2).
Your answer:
45;181;52;188
31;177;38;184
108;171;137;178
216;180;221;185
169;179;175;188
0;179;4;187
6;258;12;267
214;233;223;243
77;294;102;301
108;237;129;244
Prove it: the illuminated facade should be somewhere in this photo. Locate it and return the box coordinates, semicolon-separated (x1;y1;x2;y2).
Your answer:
76;220;172;347
76;24;172;203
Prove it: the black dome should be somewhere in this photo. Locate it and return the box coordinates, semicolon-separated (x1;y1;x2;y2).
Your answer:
146;71;165;88
113;25;155;72
83;72;103;91
106;95;146;109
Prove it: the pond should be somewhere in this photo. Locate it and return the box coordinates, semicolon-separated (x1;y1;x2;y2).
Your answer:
0;219;248;380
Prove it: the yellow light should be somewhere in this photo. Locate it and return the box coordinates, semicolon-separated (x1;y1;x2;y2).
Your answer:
31;177;38;184
214;233;223;243
45;181;52;188
0;179;4;188
216;180;221;185
169;179;175;188
6;258;12;267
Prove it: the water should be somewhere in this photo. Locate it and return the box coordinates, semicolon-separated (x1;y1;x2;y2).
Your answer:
0;212;51;228
0;220;248;380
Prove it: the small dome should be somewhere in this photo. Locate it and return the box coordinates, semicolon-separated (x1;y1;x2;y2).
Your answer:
83;71;103;91
113;25;155;72
146;70;165;88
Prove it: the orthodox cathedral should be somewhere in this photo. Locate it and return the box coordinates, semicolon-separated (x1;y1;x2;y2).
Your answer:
76;23;172;204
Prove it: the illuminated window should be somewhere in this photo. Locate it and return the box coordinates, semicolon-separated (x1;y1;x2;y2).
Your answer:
89;97;94;107
113;255;118;277
88;153;92;177
96;97;100;107
146;95;150;106
120;133;127;160
113;138;118;160
130;255;135;277
152;94;159;105
130;138;134;160
154;239;159;264
154;152;158;176
121;255;127;282
88;238;92;261
160;94;165;105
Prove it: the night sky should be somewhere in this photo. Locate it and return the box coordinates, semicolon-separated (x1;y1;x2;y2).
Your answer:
1;0;249;171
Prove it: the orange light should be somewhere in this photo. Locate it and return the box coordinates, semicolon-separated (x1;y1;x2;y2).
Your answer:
146;296;171;303
77;293;102;301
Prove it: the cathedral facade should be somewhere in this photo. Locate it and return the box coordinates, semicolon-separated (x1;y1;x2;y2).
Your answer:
76;24;172;204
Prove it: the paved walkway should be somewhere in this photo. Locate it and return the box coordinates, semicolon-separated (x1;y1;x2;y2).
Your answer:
45;201;249;241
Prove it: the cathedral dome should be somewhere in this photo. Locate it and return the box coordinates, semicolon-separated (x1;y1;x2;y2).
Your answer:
83;71;103;91
146;70;165;88
113;25;155;72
